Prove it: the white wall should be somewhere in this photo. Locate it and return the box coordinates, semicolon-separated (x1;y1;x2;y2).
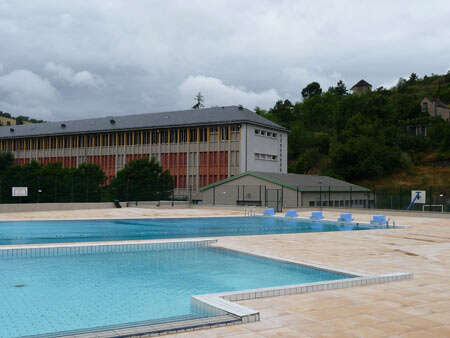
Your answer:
240;123;287;174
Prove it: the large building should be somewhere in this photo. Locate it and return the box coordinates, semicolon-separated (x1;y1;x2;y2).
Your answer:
0;106;288;190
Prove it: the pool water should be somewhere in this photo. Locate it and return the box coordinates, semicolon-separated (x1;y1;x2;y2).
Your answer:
0;216;381;245
0;245;350;337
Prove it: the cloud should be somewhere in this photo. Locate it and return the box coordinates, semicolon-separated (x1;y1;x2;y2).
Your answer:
44;62;103;88
178;76;281;110
0;1;449;120
0;69;58;119
0;69;58;102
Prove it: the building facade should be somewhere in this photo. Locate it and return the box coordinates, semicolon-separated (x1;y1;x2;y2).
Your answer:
421;97;450;121
0;106;287;191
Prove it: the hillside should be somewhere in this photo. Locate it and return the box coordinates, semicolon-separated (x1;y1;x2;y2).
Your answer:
257;71;450;190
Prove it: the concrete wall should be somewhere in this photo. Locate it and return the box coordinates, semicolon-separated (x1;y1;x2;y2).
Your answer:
240;124;287;174
0;202;122;213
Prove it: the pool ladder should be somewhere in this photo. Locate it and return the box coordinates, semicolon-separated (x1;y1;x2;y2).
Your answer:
386;218;396;228
244;208;257;216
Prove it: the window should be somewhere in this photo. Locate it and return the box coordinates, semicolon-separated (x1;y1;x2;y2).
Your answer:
160;130;168;143
169;129;177;143
309;201;315;207
255;153;260;159
232;125;240;132
260;130;266;136
272;133;277;138
179;128;187;143
199;128;207;142
189;128;197;142
255;129;260;135
266;132;272;137
221;126;229;140
151;131;159;144
422;102;428;112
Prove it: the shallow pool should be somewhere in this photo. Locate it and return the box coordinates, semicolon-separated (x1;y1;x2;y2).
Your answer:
0;243;350;337
0;216;382;245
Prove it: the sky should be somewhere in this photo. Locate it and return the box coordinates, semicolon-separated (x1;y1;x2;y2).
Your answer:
0;0;449;121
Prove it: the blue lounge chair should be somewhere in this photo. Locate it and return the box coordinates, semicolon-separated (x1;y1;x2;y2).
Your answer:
370;215;386;226
310;211;324;221
285;209;298;218
338;213;354;223
263;208;275;216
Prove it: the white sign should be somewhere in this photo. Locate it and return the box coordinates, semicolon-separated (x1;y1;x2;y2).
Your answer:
12;187;28;197
411;190;426;204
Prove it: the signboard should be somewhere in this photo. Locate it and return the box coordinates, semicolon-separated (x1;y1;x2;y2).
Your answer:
12;187;28;197
411;190;426;204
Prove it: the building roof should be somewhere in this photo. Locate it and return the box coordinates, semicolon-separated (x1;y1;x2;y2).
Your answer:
422;97;450;109
0;106;287;139
350;80;372;90
200;171;370;192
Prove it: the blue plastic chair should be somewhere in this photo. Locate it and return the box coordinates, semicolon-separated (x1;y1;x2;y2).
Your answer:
338;213;354;223
370;215;386;226
285;209;298;218
263;208;275;216
310;211;324;221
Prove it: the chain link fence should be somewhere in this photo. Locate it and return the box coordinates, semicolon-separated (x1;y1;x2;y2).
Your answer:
0;179;448;213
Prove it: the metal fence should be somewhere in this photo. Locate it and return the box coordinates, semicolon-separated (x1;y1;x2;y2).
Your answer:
199;184;450;213
0;180;448;213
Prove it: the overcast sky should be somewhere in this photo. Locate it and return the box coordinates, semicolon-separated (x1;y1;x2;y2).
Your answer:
0;1;449;121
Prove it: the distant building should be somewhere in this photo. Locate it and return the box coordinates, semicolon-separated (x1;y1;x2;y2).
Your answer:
0;116;32;126
199;171;372;209
0;116;17;126
0;106;288;190
421;97;450;121
351;80;372;94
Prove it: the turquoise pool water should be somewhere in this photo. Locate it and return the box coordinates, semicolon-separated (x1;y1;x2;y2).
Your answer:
0;245;350;337
0;216;381;245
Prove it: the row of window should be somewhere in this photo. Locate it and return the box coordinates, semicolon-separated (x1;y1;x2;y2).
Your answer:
254;153;278;161
309;199;368;207
0;125;241;151
254;129;277;138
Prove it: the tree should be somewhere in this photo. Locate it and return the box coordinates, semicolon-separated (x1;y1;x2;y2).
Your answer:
0;152;14;171
192;92;204;109
301;82;322;99
110;157;174;201
408;73;418;83
328;80;347;96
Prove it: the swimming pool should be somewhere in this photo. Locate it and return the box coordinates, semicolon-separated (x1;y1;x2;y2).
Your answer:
0;241;351;337
0;216;382;245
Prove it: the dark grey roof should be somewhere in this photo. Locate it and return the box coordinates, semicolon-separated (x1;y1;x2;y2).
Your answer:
0;106;286;138
351;80;372;90
200;171;370;192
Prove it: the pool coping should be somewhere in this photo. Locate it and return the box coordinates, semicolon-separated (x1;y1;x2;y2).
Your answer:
2;238;413;337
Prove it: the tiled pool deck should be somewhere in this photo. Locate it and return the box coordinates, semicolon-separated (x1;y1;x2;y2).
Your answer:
2;208;450;337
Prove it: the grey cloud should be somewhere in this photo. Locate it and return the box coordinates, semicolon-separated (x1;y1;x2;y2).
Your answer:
0;1;449;121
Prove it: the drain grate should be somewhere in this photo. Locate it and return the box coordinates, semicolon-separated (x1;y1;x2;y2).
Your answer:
13;284;26;288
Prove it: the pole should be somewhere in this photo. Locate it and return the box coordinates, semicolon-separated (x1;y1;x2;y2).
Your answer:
328;186;331;207
319;185;322;209
213;186;215;205
350;186;352;208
